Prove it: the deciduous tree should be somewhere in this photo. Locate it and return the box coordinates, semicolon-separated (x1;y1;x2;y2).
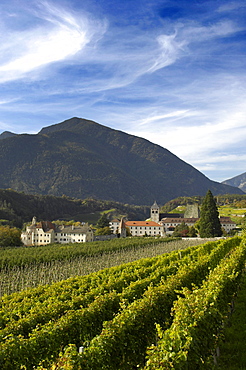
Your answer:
95;227;112;235
173;222;189;237
0;226;22;247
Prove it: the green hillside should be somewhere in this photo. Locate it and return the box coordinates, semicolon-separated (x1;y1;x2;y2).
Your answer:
0;189;149;227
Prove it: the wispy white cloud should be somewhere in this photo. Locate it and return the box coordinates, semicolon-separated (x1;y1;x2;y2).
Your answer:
0;98;20;105
0;1;106;82
182;20;241;42
0;120;19;131
146;33;186;73
218;2;246;12
136;110;197;126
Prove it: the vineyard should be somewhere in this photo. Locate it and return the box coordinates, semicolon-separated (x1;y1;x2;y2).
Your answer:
0;236;245;369
0;237;201;296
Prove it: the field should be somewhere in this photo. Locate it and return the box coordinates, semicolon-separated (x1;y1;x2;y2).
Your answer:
218;205;246;225
0;235;245;369
168;203;246;226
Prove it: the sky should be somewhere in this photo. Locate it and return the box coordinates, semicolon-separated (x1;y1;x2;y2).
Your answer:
0;0;246;183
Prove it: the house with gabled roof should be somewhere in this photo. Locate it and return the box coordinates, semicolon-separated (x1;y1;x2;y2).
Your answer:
160;217;199;235
125;220;165;237
21;216;94;246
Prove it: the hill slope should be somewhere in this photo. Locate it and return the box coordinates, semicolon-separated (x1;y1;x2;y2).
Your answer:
0;117;242;205
0;189;149;227
0;131;17;140
222;172;246;193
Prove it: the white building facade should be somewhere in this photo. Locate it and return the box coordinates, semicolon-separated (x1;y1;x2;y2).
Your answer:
125;220;165;237
21;217;94;246
109;219;165;237
160;216;236;235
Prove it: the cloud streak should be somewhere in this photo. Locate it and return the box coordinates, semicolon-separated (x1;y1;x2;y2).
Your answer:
0;1;106;82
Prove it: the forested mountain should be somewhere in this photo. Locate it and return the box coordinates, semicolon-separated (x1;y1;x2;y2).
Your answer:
222;172;246;193
0;189;149;227
0;117;243;205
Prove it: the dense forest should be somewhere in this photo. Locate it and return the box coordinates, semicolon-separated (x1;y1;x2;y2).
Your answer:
0;189;149;228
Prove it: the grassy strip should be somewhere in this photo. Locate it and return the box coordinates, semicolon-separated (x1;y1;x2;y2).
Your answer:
215;272;246;369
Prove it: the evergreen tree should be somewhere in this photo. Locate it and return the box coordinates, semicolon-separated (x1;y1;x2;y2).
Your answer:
199;190;222;237
96;213;109;229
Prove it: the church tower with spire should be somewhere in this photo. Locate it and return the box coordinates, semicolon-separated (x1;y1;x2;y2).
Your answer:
150;201;160;223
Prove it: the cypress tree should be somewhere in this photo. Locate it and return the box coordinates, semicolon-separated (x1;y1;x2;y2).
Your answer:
199;190;222;237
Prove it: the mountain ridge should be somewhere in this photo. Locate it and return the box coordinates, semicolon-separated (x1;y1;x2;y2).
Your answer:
222;172;246;193
0;117;243;205
0;131;17;140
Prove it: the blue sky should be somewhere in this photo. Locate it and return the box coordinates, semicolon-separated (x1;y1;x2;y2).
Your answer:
0;0;246;182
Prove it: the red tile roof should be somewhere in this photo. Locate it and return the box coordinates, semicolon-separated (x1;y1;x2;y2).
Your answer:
125;221;161;227
161;218;199;223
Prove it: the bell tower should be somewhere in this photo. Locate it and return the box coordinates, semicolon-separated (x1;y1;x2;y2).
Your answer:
150;201;160;223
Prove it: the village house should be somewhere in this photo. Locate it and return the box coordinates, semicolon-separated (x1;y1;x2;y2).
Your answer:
219;217;237;234
160;217;199;235
160;216;236;235
21;217;94;246
125;220;165;237
109;218;165;237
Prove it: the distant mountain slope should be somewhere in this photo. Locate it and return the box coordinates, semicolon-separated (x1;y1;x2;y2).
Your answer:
0;117;243;205
0;131;17;140
222;172;246;193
